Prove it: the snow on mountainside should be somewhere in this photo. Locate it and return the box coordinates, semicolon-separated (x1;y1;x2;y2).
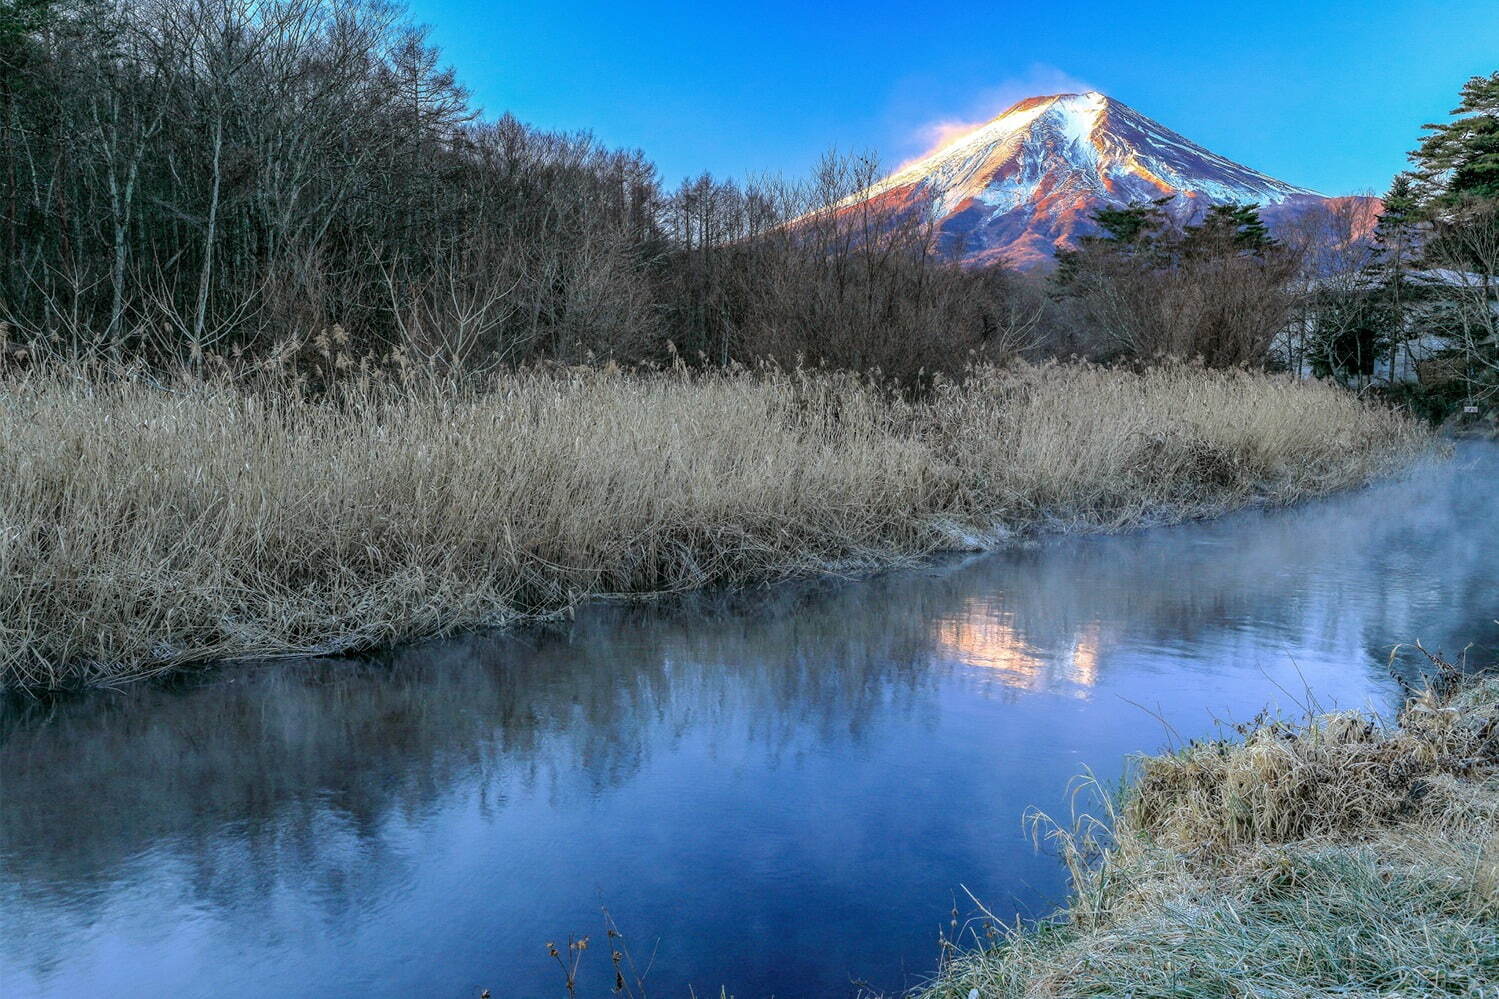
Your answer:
841;92;1374;269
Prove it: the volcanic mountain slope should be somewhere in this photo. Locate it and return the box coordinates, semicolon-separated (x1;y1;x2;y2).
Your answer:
846;92;1372;268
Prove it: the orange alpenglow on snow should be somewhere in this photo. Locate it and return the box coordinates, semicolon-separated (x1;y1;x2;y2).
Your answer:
845;92;1378;269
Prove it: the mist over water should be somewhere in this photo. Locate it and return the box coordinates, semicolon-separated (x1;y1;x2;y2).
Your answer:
3;444;1496;999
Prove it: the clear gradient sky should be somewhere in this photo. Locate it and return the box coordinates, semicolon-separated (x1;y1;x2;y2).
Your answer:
404;0;1498;196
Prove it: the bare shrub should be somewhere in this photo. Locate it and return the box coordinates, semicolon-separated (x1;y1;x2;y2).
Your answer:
1426;201;1499;405
1056;202;1305;367
657;155;1047;383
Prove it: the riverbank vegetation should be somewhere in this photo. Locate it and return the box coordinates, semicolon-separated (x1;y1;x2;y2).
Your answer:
921;655;1499;998
0;1;1467;692
0;358;1425;691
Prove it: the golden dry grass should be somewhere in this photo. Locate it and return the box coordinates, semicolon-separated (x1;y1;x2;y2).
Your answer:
921;663;1499;999
1124;665;1499;852
0;360;1426;690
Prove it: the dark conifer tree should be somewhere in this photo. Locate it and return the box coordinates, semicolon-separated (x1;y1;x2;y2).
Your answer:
1413;72;1499;204
1404;72;1499;406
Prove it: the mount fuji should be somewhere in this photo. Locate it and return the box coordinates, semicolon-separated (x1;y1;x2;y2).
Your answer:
842;92;1375;268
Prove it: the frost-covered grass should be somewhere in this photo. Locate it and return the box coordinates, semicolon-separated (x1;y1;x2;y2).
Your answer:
920;663;1499;999
0;359;1426;691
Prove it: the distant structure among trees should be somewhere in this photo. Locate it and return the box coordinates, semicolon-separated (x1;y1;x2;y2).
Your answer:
1289;73;1498;414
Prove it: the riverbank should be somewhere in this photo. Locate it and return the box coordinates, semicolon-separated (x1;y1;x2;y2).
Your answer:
920;658;1499;998
0;360;1426;691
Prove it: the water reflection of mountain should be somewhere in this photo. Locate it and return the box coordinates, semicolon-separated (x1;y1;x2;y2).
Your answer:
2;444;1495;997
932;608;1101;696
949;442;1499;690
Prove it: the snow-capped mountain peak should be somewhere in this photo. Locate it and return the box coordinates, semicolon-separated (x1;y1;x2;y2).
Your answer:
841;92;1353;268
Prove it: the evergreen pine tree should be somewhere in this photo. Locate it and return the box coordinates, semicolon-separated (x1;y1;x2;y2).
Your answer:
1084;198;1175;261
1184;203;1275;257
1413;72;1499;204
1365;172;1426;383
1405;72;1499;408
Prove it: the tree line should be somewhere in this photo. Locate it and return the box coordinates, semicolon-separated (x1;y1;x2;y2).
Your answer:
0;0;1493;400
0;0;1042;383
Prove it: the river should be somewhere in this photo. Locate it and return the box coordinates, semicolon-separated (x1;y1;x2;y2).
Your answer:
2;443;1496;999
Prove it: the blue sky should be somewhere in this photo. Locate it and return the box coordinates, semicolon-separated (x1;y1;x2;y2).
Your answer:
405;0;1498;196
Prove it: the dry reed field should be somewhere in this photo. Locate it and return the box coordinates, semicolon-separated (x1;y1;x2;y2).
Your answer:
0;359;1426;691
921;658;1499;999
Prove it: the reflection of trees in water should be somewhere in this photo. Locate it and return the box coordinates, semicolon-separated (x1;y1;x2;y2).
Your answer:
0;573;971;908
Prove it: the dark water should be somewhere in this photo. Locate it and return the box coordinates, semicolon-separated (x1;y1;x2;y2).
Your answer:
3;444;1497;999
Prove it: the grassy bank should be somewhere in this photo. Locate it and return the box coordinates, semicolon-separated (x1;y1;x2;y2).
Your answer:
0;360;1425;691
922;660;1499;998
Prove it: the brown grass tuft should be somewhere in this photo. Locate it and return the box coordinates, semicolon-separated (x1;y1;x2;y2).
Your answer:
1124;651;1499;853
920;659;1499;999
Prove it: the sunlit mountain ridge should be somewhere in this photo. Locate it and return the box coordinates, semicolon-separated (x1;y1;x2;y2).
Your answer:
843;92;1378;268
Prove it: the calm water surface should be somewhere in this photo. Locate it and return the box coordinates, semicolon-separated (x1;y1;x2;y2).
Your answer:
3;444;1497;999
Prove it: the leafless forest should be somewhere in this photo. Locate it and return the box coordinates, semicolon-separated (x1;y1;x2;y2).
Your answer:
12;0;1489;387
0;0;1054;382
